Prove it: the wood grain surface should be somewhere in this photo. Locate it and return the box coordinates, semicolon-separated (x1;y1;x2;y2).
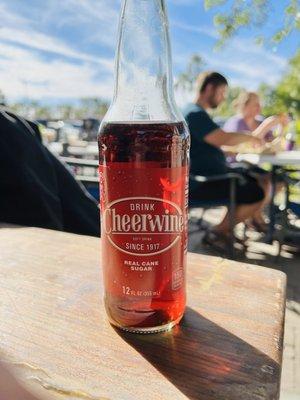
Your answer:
0;226;286;400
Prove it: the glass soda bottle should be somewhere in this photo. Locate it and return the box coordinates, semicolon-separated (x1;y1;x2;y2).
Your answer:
98;0;190;333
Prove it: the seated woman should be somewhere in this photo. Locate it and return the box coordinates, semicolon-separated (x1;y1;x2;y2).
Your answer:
224;91;287;142
223;92;288;231
0;107;100;237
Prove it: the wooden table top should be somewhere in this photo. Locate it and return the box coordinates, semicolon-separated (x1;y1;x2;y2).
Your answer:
0;226;286;400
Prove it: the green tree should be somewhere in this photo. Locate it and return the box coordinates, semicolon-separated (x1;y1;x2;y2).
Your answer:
9;97;109;120
77;98;109;119
257;83;284;116
276;50;300;116
175;54;206;92
259;50;300;117
11;100;48;119
56;104;76;120
204;0;300;45
212;86;245;117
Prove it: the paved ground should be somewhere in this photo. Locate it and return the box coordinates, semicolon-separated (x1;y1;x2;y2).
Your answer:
188;207;300;400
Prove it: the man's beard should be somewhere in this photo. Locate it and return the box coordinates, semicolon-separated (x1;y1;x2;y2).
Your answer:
208;94;219;109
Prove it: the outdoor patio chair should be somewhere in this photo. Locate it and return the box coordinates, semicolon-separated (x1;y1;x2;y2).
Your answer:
189;172;246;260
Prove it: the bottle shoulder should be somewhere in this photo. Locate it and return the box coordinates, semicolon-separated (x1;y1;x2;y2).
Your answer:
99;121;189;141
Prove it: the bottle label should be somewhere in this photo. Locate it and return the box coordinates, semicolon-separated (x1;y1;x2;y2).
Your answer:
103;196;184;256
99;163;188;298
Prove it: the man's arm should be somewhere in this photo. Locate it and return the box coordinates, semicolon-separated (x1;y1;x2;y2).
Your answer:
204;128;263;148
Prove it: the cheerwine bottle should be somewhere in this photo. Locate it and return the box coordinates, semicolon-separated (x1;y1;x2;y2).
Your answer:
98;0;190;333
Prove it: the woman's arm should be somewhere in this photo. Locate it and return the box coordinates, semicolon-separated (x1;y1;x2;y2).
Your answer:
252;115;289;139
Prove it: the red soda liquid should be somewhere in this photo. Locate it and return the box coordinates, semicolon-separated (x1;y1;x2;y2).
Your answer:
98;121;189;333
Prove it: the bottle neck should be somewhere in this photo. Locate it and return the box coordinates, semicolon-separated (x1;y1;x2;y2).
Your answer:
105;0;182;123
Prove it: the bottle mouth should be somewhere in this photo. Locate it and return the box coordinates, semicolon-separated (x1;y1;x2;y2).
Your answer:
107;0;183;123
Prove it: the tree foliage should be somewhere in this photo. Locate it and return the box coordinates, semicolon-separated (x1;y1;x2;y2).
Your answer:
213;86;245;117
259;50;300;117
175;54;206;92
78;98;109;119
8;97;109;120
204;0;300;45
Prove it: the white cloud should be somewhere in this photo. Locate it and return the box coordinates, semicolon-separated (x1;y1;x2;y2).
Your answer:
228;37;287;69
173;20;287;69
63;0;119;21
0;0;290;105
172;20;218;39
0;42;114;100
0;3;28;26
0;27;113;69
36;0;119;49
172;22;288;89
206;37;287;88
204;54;282;87
169;0;198;5
0;1;115;100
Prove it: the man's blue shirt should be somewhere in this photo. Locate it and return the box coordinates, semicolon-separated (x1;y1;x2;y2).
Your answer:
184;103;227;192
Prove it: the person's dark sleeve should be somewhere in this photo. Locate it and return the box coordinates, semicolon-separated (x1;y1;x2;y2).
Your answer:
26;120;43;142
3;109;43;142
186;111;220;142
0;109;100;237
0;110;64;230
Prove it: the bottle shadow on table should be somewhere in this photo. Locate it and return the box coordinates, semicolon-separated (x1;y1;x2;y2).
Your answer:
116;307;281;400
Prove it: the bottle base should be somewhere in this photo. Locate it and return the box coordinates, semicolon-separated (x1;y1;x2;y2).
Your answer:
108;315;183;334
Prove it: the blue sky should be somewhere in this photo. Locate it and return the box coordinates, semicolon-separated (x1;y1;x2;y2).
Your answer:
0;0;298;106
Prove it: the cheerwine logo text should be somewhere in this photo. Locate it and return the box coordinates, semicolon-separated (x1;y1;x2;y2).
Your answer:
103;197;184;256
104;206;184;234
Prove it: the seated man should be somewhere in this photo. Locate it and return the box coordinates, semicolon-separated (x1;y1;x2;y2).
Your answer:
0;107;100;237
184;72;265;246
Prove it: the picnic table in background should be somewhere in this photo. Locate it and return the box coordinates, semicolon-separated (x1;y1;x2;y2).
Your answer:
0;225;286;400
236;151;300;167
48;141;98;159
237;151;300;245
